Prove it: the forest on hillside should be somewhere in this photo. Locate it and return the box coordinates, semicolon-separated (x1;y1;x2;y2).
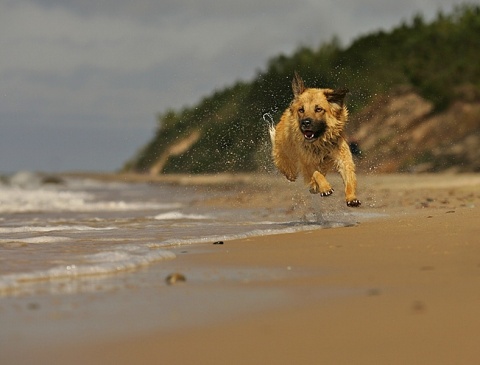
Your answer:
124;5;480;174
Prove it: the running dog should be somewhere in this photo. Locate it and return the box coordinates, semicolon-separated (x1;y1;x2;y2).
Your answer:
269;72;361;207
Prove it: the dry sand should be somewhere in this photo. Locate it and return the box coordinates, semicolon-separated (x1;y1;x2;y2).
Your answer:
4;173;480;365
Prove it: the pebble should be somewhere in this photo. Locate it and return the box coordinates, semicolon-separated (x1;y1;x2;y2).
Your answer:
165;273;186;285
213;241;224;245
412;300;426;313
27;302;40;310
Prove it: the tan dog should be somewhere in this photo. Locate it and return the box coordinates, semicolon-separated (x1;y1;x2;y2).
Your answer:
269;72;360;207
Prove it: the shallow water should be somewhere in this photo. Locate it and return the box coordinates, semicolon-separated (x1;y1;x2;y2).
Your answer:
0;172;362;295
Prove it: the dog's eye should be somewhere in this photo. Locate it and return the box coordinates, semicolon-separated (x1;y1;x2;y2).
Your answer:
315;106;324;113
298;107;305;114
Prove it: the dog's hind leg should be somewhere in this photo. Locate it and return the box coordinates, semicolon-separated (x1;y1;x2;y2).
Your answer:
272;142;299;182
278;161;298;182
273;153;298;182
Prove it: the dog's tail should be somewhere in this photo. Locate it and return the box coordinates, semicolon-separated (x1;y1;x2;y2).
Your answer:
263;113;276;146
268;124;276;146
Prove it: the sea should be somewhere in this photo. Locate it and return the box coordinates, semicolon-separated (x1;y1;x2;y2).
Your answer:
0;171;359;296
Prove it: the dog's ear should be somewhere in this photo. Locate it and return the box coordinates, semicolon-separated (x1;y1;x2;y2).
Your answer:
292;71;306;97
325;88;349;108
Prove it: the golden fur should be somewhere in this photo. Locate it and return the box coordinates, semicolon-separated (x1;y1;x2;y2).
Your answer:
270;72;360;207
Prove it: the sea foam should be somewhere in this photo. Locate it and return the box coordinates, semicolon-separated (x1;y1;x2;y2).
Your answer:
0;187;180;213
154;211;212;220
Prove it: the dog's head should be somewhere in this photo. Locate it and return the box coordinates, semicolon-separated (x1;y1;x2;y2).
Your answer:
289;72;348;143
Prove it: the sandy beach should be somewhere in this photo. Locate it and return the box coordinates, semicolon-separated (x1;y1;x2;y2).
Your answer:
3;172;480;365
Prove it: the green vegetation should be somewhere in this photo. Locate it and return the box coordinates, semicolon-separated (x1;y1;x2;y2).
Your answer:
125;5;480;174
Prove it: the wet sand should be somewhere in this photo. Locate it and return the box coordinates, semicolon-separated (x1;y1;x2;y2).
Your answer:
3;173;480;365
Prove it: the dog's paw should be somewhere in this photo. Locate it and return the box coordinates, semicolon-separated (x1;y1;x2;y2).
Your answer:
346;199;361;207
310;186;334;196
286;176;297;182
320;189;334;197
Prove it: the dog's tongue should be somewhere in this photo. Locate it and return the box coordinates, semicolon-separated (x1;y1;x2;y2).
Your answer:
304;131;315;140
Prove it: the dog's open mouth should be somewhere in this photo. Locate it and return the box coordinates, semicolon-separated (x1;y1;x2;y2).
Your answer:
303;131;317;141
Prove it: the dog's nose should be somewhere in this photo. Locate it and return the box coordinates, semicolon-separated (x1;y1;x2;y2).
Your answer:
301;119;312;128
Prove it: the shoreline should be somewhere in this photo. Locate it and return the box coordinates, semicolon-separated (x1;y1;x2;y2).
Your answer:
2;172;480;364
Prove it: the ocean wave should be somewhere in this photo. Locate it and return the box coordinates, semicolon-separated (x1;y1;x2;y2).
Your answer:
0;187;181;213
0;236;72;244
0;225;117;234
0;244;176;294
154;211;212;220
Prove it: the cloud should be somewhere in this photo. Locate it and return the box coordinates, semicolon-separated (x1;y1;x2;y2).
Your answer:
1;2;168;72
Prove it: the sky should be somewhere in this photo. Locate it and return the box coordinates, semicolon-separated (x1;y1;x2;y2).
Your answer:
0;0;469;173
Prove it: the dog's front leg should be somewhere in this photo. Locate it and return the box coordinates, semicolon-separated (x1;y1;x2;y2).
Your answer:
309;171;334;196
342;174;360;207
